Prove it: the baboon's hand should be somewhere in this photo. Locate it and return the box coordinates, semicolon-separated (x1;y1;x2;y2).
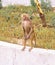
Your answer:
25;35;30;40
26;35;30;39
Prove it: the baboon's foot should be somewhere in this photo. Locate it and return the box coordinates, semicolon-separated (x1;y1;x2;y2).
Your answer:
29;47;33;52
22;47;26;51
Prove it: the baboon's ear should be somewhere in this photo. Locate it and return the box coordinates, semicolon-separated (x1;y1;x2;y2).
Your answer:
30;16;34;20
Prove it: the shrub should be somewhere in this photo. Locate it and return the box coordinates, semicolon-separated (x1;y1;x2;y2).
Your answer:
30;0;36;7
41;0;52;12
0;1;2;9
50;17;55;27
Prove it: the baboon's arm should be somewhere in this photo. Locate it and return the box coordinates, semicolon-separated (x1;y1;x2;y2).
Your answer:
27;26;34;39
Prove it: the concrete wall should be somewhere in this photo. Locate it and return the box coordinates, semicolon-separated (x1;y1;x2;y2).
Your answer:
0;41;55;65
1;0;31;7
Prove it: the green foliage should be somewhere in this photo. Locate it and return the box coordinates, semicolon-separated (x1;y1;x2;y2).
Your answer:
30;0;36;7
50;17;55;27
45;11;55;26
0;0;2;9
41;0;52;12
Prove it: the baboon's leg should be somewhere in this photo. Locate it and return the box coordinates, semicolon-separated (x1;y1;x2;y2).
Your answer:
33;37;36;47
29;39;33;52
22;39;26;51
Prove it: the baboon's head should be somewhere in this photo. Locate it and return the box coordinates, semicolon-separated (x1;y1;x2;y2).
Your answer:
21;13;30;21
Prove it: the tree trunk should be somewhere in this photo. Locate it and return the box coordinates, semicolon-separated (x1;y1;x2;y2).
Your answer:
39;13;46;27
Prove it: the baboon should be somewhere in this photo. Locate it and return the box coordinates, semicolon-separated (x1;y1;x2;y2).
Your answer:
21;13;36;51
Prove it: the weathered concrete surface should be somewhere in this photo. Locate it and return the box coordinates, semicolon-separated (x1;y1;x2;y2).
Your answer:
0;41;55;65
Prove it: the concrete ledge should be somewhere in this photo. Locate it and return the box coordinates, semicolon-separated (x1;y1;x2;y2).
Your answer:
0;41;55;65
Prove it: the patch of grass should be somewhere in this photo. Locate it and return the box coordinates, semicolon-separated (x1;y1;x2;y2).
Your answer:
35;27;55;49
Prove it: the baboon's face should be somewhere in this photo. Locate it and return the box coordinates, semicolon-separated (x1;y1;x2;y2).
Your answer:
21;14;29;21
